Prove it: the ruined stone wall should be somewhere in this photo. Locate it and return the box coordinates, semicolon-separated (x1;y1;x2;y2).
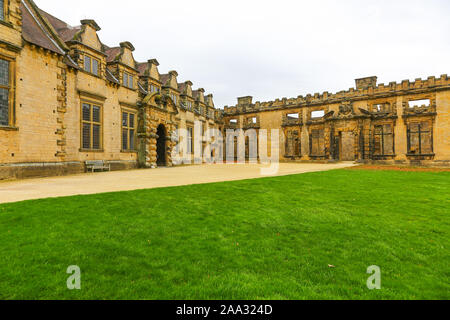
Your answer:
223;75;450;166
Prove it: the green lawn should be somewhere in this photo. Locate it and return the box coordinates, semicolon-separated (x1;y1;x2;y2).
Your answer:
0;169;449;300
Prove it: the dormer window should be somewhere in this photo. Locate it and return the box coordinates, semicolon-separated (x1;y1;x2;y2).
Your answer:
83;55;99;76
170;93;177;105
150;84;160;93
123;72;134;89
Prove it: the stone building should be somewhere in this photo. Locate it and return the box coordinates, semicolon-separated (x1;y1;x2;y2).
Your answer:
0;0;224;179
1;1;449;181
223;75;450;166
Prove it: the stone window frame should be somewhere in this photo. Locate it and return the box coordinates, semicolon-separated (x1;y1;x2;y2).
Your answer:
309;126;326;157
170;92;178;106
123;71;134;90
83;53;100;76
80;100;104;152
371;102;392;113
0;54;16;129
121;107;137;153
284;128;302;158
187;126;194;154
149;83;160;94
406;119;434;157
228;118;239;127
248;116;258;124
306;106;329;124
372;122;395;158
402;94;436;114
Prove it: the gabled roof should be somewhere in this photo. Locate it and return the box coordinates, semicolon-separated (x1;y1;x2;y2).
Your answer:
21;1;66;55
105;47;121;63
160;74;170;86
136;62;147;76
38;8;81;42
178;82;187;94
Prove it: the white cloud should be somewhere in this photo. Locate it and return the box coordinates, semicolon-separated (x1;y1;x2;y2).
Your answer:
36;0;450;107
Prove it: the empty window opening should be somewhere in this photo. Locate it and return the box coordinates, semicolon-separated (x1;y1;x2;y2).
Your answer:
311;110;325;118
408;122;433;155
408;99;430;108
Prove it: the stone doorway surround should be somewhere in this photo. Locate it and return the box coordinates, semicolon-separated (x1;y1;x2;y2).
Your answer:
156;124;167;166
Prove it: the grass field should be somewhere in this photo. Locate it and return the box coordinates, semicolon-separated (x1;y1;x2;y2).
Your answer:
0;169;448;300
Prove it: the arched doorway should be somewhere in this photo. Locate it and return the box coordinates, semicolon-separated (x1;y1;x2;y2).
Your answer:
156;124;167;166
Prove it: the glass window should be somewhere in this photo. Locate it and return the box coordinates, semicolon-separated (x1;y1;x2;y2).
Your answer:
123;73;128;87
129;75;133;89
122;111;137;151
81;103;102;150
92;59;99;76
83;55;99;75
0;58;10;126
84;56;91;73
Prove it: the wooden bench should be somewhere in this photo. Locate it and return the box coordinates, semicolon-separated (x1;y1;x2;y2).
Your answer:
85;160;111;173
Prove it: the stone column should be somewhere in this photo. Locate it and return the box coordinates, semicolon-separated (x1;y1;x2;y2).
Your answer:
394;98;407;163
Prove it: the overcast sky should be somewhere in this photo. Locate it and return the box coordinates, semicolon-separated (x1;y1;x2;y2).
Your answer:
36;0;450;108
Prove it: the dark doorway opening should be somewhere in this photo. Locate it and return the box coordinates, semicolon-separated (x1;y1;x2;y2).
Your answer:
157;124;167;166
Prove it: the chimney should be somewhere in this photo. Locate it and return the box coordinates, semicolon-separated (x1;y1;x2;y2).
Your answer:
355;76;378;90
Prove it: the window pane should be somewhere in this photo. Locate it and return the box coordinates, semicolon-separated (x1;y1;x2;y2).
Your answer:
129;75;133;88
0;0;4;21
122;112;128;127
129;114;135;128
92;124;101;149
123;73;128;87
129;129;135;149
84;56;91;73
122;129;128;150
0;88;9;126
82;123;91;149
92;106;100;123
0;59;9;86
92;59;99;76
82;104;91;121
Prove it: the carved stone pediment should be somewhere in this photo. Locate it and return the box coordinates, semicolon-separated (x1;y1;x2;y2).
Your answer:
336;101;355;118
